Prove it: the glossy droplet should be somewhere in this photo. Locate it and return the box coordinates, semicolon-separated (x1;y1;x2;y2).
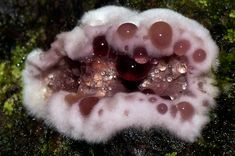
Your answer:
93;35;109;57
157;103;168;114
174;39;190;56
182;83;187;90
149;21;173;49
117;23;138;39
167;77;173;82
79;97;99;117
116;55;151;81
193;49;206;62
177;101;195;120
158;62;167;71
133;47;149;64
177;63;187;74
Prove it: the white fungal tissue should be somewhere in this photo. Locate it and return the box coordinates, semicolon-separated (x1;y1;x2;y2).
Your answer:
22;6;219;143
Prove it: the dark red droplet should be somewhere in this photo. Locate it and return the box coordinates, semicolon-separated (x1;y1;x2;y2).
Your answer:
117;23;138;39
177;101;195;120
193;49;206;62
173;39;190;56
116;55;152;81
79;97;99;117
93;35;109;57
157;103;168;114
133;47;149;64
142;88;155;95
149;21;173;49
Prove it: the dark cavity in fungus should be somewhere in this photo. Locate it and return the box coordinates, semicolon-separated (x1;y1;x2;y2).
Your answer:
44;34;190;116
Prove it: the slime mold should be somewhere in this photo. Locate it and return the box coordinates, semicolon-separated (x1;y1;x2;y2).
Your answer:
22;6;219;142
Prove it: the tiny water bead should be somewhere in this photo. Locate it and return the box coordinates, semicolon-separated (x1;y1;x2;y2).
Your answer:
79;97;100;117
133;47;149;64
174;39;190;56
93;35;109;56
116;54;152;81
117;23;138;39
149;21;173;49
193;49;206;62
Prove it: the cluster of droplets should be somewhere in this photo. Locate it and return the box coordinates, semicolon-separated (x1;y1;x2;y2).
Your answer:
45;20;209;121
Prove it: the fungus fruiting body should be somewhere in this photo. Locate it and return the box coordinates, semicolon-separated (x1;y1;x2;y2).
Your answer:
22;6;219;142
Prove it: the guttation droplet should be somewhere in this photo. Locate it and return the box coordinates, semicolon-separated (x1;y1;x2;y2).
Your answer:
177;101;195;120
149;21;173;49
117;23;138;39
116;55;152;81
193;49;206;63
79;97;99;117
174;39;190;56
133;47;149;64
157;103;168;114
93;35;109;57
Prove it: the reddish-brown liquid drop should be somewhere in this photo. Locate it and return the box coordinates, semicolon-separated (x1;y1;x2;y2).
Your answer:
177;101;195;120
133;47;149;64
193;49;206;62
116;55;152;81
117;23;138;39
149;21;173;49
93;35;109;57
174;39;190;56
79;97;99;117
157;103;168;114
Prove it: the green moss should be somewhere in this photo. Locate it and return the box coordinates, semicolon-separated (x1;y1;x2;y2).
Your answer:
229;10;235;18
3;97;15;116
224;29;235;43
165;152;177;156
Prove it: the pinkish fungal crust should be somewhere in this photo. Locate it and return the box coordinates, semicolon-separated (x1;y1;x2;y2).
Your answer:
22;6;219;143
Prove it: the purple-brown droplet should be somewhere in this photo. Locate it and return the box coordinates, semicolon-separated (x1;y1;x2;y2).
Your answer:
173;39;190;56
193;49;206;62
157;103;168;114
79;97;99;117
93;35;109;57
177;101;195;120
117;23;138;39
133;47;149;64
149;21;173;49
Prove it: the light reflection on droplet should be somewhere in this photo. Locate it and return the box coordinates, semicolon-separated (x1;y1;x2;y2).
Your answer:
167;77;173;82
182;83;187;90
159;63;166;71
177;63;187;74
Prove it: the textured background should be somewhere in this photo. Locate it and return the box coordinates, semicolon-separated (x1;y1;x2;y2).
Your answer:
0;0;234;155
